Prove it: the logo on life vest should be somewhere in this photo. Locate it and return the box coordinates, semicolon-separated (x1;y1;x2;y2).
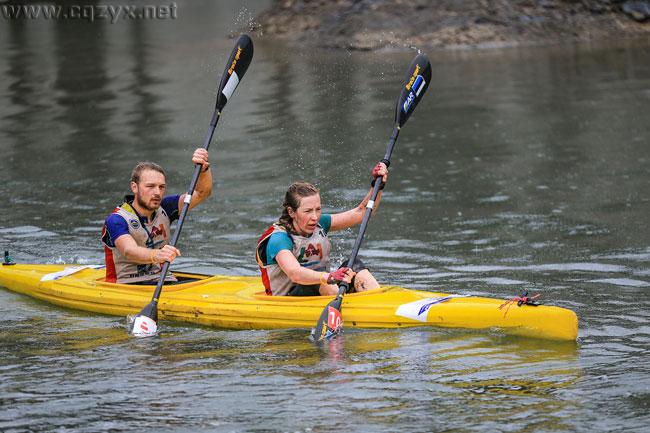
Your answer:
297;243;323;263
150;224;167;239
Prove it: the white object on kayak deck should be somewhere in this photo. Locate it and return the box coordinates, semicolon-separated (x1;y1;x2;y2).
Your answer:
395;295;467;322
40;265;104;282
131;315;158;338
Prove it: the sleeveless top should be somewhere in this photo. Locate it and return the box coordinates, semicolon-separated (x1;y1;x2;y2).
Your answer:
102;201;176;284
256;223;331;296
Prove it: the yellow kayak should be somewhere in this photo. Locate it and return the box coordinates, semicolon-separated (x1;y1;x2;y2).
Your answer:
0;264;578;341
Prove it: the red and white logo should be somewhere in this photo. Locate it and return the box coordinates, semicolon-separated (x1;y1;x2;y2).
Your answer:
327;307;342;331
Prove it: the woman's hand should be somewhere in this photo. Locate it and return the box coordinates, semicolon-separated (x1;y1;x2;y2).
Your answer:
326;267;355;284
371;161;388;187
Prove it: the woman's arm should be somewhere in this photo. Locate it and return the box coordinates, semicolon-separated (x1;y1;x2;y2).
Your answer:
330;162;388;232
275;250;354;286
275;250;329;285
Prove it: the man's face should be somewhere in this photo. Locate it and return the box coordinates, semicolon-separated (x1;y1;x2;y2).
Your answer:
131;169;166;213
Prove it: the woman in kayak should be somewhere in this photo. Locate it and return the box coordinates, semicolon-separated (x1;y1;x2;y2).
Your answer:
256;162;388;296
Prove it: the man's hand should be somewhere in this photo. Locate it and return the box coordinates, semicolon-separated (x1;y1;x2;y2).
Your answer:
192;148;210;173
153;245;181;263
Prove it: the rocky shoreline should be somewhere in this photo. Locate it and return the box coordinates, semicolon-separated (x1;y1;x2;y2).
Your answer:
253;0;650;51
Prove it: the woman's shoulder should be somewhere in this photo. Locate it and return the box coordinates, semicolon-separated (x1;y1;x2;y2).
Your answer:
318;213;332;233
268;230;293;247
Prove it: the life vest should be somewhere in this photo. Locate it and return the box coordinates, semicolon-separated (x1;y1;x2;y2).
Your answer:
255;223;331;296
102;200;175;284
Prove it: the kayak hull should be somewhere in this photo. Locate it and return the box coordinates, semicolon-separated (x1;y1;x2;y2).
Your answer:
0;264;578;341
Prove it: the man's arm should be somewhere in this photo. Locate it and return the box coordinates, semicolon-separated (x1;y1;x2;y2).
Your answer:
115;235;180;264
178;148;213;211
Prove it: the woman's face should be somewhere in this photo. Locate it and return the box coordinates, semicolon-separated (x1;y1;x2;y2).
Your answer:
289;193;321;236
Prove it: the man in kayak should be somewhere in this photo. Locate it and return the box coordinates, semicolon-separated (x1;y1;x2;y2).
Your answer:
256;162;389;296
101;148;212;284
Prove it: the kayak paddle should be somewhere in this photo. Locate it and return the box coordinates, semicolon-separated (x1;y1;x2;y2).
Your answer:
130;34;254;338
311;53;432;343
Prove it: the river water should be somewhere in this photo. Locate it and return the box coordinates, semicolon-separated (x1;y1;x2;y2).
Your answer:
1;2;649;432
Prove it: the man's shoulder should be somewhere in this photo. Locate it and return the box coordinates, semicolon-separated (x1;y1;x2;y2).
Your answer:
105;209;125;223
103;210;130;247
105;211;129;230
161;195;181;220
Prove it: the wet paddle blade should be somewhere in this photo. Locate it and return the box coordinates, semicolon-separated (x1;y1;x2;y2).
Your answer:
128;36;254;338
395;53;431;127
130;300;159;338
311;296;344;343
215;34;254;112
309;52;431;343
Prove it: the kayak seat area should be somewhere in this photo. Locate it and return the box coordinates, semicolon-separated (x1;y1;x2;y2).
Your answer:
252;291;321;300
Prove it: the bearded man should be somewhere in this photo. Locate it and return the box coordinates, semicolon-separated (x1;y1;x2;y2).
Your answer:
101;148;212;283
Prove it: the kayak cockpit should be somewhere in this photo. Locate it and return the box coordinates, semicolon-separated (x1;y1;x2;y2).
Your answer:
250;286;402;301
94;272;217;292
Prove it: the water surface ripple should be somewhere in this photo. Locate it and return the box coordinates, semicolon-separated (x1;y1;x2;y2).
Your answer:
1;4;649;432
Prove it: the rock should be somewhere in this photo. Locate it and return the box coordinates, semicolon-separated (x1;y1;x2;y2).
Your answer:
254;0;650;51
622;1;650;21
540;0;557;9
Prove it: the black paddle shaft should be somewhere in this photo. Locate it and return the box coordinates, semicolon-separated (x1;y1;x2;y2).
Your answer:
149;112;220;309
337;126;400;295
312;53;431;342
134;35;254;325
311;126;401;341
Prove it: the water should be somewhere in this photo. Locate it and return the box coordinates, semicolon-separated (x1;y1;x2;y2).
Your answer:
1;2;649;431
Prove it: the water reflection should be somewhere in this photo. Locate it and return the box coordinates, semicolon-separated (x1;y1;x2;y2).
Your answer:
124;21;169;146
0;5;649;430
52;3;114;174
4;21;33;142
3;18;52;182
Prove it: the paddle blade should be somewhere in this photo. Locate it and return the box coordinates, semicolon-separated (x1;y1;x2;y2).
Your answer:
311;297;344;343
395;53;431;127
216;34;254;112
130;315;158;338
130;300;159;337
